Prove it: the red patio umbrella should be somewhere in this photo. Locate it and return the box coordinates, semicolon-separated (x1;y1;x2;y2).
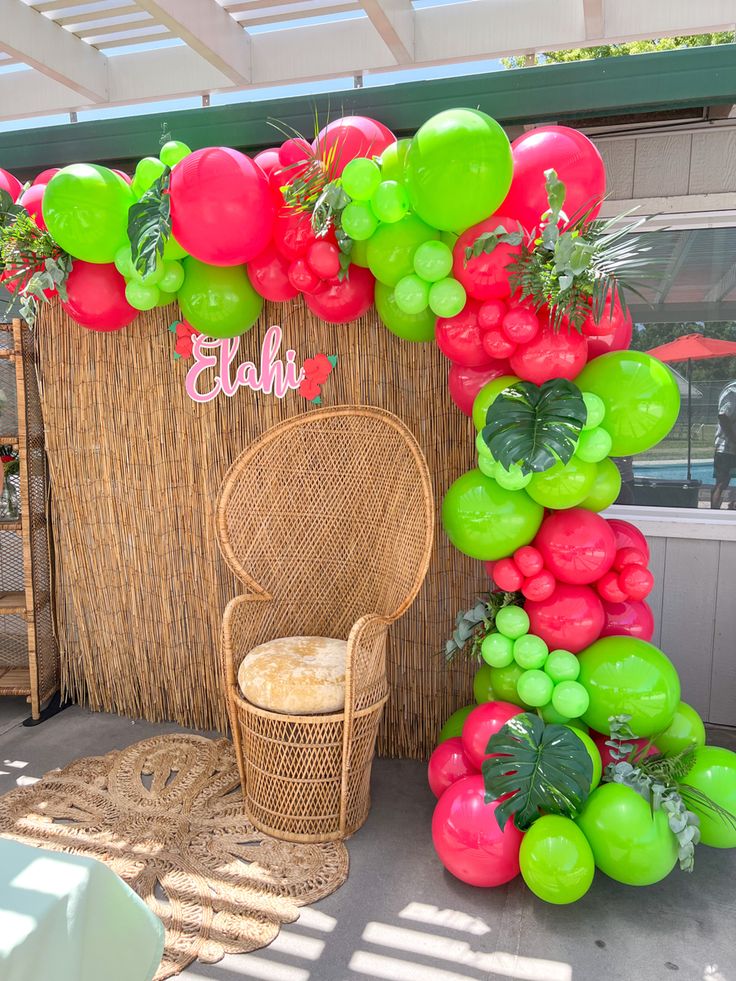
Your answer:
646;333;736;480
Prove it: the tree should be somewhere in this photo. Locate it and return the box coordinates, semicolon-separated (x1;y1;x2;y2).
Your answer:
630;321;736;381
503;33;735;69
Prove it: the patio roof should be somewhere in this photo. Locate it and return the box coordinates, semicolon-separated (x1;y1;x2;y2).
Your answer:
2;0;736;123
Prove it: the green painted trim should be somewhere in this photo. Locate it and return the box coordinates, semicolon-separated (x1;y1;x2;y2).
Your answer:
2;45;736;174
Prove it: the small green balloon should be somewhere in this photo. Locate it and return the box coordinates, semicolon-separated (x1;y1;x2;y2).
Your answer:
158;260;185;294
520;815;595;905
438;704;476;741
527;457;598;510
128;258;164;287
473;663;495;703
342;157;382;201
178;257;263;338
575;427;613;464
367;213;438;287
679;746;736;848
156;289;177;308
545;649;580;683
440;230;459;250
577;783;678;885
132;156;167;196
540;703;571;725
428;277;466;318
351;237;370;268
394;274;430;315
159;140;192;168
489;663;532;708
552;680;590;719
582;391;606;430
374;280;436;342
478;456;497;478
513;634;549;670
113;245;132;276
163;235;188;261
475;431;493;458
472;375;520;432
579;457;622;513
379;138;411;182
413;240;453;283
495;605;530;640
481;632;514;668
495;464;532;491
341;201;378;241
567;727;602;789
655;701;706;756
371;180;410;223
125;280;159;311
517;669;554;707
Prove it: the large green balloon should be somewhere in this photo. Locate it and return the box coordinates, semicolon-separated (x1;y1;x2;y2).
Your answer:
404;109;512;232
520;815;595;904
578;636;680;737
567;727;602;790
472;375;520;431
656;701;706;757
178;258;263;338
574;352;681;456
366;213;439;287
374;281;436;342
380;138;411;182
679;746;736;847
579;457;622;512
489;663;533;708
577;783;678;886
438;704;476;742
43;164;134;263
442;468;543;560
473;663;495;703
527;457;597;510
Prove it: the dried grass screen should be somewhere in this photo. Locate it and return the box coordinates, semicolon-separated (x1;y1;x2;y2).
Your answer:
36;301;485;758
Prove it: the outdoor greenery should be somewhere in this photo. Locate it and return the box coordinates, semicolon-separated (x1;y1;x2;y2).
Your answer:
631;322;736;381
503;33;735;69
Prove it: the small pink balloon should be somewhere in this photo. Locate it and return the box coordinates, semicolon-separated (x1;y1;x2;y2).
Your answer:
600;598;655;642
112;169;132;184
33;168;60;186
586;308;633;359
0;168;22;202
461;701;523;770
428;737;477;798
254;148;282;177
606;519;650;562
18;183;47;231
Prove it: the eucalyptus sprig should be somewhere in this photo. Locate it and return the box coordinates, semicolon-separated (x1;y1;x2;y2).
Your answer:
443;590;523;661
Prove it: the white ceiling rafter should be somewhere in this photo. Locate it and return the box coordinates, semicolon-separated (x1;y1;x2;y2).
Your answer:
582;0;604;39
359;0;414;64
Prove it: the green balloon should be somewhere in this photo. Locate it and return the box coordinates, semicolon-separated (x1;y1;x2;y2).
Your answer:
545;649;580;683
552;680;590;719
476;431;493;458
579;457;622;513
341;201;378;241
440;230;459;250
472;375;520;431
350;237;370;268
159;140;192;167
374;280;436;342
43;164;134;263
578;636;681;737
540;703;571;725
178;258;263;338
158;260;185;294
163;235;188;260
575;427;613;464
442;469;543;560
132;156;167;196
575;352;681;456
655;701;706;757
679;746;736;847
342;158;382;201
438;704;476;741
495;464;532;491
513;633;549;669
428;277;466;317
481;632;514;668
577;783;678;885
128;257;164;286
156;289;177;308
404;108;512;232
489;663;532;708
527;457;597;510
394;274;429;315
495;605;530;640
113;245;132;277
125;280;159;311
517;669;554;707
367;213;439;287
413;240;453;283
380;138;411;182
473;663;495;703
371;180;410;224
582;391;606;430
568;728;602;789
478;454;497;478
520;815;595;904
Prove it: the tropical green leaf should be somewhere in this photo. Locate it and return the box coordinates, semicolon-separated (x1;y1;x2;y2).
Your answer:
464;225;523;263
482;713;593;831
481;379;587;475
127;166;171;278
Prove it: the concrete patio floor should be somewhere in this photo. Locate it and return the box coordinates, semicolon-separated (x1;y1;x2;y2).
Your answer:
0;697;734;981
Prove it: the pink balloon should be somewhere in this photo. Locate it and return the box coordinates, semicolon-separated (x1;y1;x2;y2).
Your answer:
0;168;22;202
33;168;60;186
600;598;655;642
170;147;275;265
500;126;606;231
18;183;47;231
525;582;605;654
428;737;477;798
581;292;632;338
453;216;521;301
509;321;588;385
432;774;523;887
586;309;633;360
247;242;298;302
447;361;510;416
436;300;496;368
461;701;523;770
61;261;138;332
254;148;281;177
273;207;314;261
313;116;395;177
304;264;374;324
112;169;132;185
606;519;650;563
534;508;617;585
591;731;659;770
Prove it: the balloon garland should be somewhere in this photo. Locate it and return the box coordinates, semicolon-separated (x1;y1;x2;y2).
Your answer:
1;110;735;901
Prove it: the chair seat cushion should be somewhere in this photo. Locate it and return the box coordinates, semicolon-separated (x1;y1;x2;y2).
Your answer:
237;636;347;715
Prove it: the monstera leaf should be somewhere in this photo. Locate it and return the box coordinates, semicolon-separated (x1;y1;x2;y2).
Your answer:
127;167;171;278
482;713;593;831
481;379;587;475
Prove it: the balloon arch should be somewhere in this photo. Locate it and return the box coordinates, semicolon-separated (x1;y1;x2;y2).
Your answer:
1;109;735;903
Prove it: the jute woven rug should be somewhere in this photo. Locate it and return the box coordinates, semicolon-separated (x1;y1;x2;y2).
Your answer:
0;733;349;979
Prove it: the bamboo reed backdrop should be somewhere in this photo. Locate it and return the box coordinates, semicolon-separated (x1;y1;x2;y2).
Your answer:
36;300;486;758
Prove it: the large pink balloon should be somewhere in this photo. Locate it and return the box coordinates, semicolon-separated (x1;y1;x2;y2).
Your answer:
170;147;275;265
586;309;633;359
500;126;606;231
606;519;650;562
452;216;521;301
18;183;47;231
525;582;605;654
534;508;617;585
0;168;22;202
273;207;314;261
33;168;60;186
510;322;588;384
428;737;477;798
448;361;510;416
313;116;395;177
461;700;523;770
436;300;497;368
304;264;374;324
432;774;523;886
600;599;655;642
247;242;298;302
253;148;282;177
61;261;138;332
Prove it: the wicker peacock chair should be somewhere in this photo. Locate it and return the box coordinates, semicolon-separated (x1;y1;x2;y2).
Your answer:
215;405;434;842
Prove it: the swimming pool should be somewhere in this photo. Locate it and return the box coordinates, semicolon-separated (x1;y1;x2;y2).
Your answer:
634;461;713;482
